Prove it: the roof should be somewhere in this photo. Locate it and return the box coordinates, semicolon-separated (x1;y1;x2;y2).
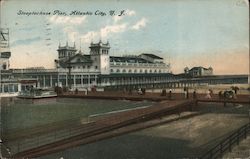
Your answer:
110;56;152;63
189;66;211;71
140;53;163;60
56;54;92;67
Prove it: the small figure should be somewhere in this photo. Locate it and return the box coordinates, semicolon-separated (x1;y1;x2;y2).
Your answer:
193;89;197;99
205;90;211;99
218;91;223;99
168;89;172;100
161;89;167;96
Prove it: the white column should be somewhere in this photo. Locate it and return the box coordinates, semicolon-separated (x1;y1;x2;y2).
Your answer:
73;75;76;88
43;76;46;88
88;74;90;88
57;74;60;87
81;75;83;87
50;75;53;87
95;75;97;86
66;74;68;87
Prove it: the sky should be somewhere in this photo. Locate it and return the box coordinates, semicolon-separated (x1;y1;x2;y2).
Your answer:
0;0;249;74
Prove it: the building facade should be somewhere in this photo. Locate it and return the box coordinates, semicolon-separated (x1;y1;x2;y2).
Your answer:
0;41;248;95
184;66;213;77
50;41;171;89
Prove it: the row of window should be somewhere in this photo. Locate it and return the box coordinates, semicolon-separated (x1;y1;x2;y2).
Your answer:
59;51;75;58
71;66;98;69
91;49;109;55
110;69;163;73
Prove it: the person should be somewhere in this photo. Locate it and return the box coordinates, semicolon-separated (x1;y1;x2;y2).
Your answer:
218;91;223;99
138;88;142;95
193;89;197;99
205;90;211;99
161;89;167;96
168;89;172;100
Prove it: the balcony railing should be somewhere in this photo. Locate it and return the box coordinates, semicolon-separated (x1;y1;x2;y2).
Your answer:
110;62;168;68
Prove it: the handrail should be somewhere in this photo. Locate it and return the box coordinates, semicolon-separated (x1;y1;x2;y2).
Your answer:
200;122;250;159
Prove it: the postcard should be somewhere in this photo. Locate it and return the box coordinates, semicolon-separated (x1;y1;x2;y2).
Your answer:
0;0;249;158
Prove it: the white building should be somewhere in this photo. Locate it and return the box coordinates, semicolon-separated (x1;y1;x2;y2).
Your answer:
55;41;170;75
52;41;171;89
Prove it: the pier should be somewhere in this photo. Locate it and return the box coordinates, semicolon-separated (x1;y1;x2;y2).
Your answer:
4;92;248;158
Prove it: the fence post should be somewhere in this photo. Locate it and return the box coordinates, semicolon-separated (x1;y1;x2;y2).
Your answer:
229;137;232;152
237;130;240;145
244;126;247;139
220;143;223;155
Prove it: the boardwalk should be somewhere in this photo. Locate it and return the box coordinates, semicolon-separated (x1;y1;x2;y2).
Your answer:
6;93;249;158
12;100;195;158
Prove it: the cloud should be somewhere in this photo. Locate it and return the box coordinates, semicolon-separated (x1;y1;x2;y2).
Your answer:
113;16;123;23
63;27;78;42
11;37;42;47
81;31;99;43
126;9;136;16
131;18;148;30
49;15;87;25
100;23;127;38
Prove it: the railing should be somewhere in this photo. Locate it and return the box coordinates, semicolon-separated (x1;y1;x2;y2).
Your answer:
200;123;250;159
11;100;194;157
12;69;57;73
110;62;167;67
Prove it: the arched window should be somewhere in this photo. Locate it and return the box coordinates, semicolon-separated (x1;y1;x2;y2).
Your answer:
122;69;126;73
116;69;120;73
128;69;132;73
159;70;162;73
140;69;143;73
154;70;157;73
145;70;148;73
134;69;137;73
110;69;114;72
150;70;152;73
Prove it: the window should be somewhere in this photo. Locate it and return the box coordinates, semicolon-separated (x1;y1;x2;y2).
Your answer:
145;70;148;73
134;69;137;73
140;69;143;73
95;66;98;69
128;69;132;73
116;69;120;73
122;69;126;73
110;69;114;72
87;66;90;69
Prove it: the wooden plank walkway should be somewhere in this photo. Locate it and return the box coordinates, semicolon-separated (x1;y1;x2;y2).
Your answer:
13;100;195;158
10;95;249;158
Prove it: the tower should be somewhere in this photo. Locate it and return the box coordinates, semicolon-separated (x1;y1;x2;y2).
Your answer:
57;42;77;60
89;40;110;74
